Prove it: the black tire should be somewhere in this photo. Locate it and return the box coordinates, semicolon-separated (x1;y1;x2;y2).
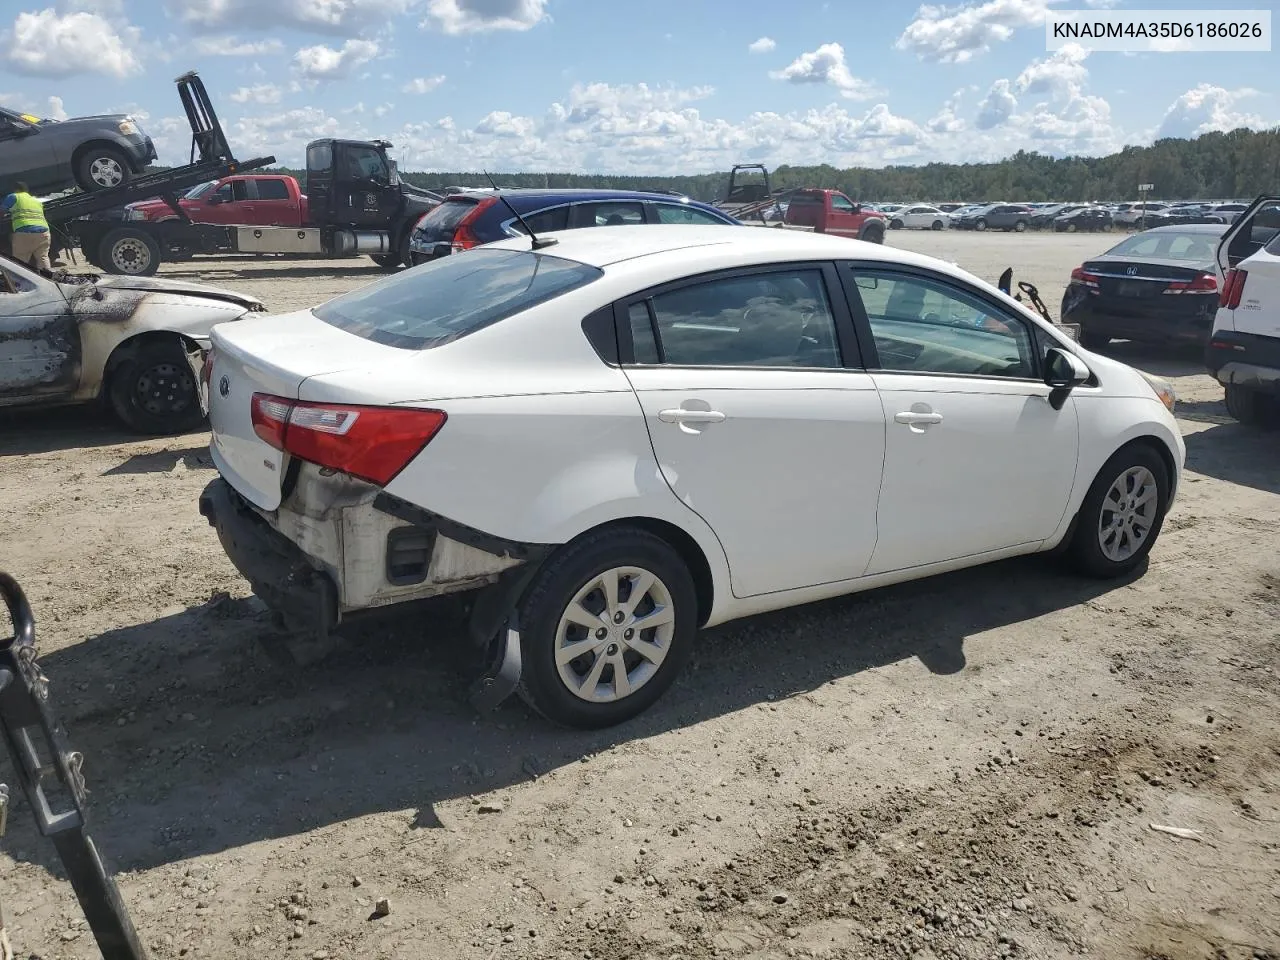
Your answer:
1066;444;1170;579
75;146;132;192
860;224;885;244
1066;222;1078;233
1100;222;1113;232
99;228;161;276
371;253;401;269
1079;326;1110;350
889;219;904;230
1224;383;1278;427
107;337;204;435
931;219;944;231
975;218;988;231
515;527;698;729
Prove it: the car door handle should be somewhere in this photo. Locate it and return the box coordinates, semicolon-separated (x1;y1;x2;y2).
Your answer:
894;411;944;425
658;409;726;424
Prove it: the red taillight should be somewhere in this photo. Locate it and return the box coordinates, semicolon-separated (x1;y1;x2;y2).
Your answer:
1070;266;1099;288
1220;268;1248;309
200;346;216;389
450;196;499;252
250;393;446;486
1162;272;1218;295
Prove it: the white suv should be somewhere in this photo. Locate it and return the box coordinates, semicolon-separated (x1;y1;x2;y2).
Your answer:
1206;196;1280;426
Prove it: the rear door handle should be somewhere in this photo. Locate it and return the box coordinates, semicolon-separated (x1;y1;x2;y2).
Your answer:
894;411;944;425
658;409;726;424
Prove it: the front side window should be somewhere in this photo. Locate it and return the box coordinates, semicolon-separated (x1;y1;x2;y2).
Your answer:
654;204;728;226
345;146;389;182
314;248;601;349
631;269;841;368
831;195;856;213
846;269;1036;379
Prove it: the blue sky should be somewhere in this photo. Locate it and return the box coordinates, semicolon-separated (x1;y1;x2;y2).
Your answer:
0;0;1274;174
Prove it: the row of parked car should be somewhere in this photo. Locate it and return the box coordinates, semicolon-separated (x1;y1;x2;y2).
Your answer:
862;199;1255;234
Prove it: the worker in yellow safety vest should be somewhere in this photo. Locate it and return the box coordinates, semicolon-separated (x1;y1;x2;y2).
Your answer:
2;182;52;273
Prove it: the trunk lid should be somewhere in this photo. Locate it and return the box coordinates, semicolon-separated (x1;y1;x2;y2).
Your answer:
1083;256;1215;305
208;309;416;510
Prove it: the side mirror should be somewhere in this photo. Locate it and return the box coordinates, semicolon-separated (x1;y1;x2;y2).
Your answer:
1044;346;1090;410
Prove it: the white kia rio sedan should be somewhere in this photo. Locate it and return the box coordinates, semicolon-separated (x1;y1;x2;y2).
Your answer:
200;225;1184;728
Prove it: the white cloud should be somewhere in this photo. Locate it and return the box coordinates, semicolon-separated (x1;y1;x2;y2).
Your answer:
422;0;549;34
293;38;380;80
748;36;776;53
976;79;1017;129
229;84;284;105
1;8;141;78
1157;85;1265;139
927;90;966;133
1015;42;1088;100
46;95;69;120
896;0;1052;63
769;43;882;100
169;0;413;32
402;75;446;94
192;35;284;56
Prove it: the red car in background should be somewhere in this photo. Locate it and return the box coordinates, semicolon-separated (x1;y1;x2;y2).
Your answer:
125;173;308;227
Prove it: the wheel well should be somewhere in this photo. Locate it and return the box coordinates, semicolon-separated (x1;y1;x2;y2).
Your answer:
71;139;126;169
100;331;199;399
580;517;715;626
1116;435;1179;504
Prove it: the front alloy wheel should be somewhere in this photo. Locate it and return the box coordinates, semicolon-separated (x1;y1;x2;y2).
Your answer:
517;527;696;728
1067;444;1170;578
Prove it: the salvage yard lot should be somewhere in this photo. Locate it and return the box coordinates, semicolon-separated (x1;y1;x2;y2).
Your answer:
1;230;1278;960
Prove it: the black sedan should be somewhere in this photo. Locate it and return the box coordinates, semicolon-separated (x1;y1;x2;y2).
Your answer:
1144;205;1226;227
1060;224;1227;350
1053;206;1114;232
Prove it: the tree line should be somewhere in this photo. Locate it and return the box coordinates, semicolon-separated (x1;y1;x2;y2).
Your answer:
277;125;1280;204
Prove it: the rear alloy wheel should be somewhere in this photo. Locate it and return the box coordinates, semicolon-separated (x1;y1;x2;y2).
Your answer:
890;219;904;230
975;218;988;231
1224;383;1279;427
1014;220;1027;232
108;338;204;435
516;528;696;728
931;220;944;231
1066;222;1078;233
1067;445;1169;578
100;228;161;276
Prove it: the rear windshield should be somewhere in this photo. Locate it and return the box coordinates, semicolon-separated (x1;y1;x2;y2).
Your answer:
1104;230;1221;261
787;194;824;207
413;197;481;242
313;248;602;349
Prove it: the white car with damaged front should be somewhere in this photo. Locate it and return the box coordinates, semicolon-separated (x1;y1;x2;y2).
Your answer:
200;225;1185;729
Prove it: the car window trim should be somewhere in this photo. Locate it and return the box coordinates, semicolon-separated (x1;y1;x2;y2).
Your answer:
835;261;1045;384
498;200;575;238
612;260;863;371
571;201;647;229
648;201;734;226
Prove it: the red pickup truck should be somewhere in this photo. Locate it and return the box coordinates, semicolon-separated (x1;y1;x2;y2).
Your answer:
125;173;309;227
784;189;886;243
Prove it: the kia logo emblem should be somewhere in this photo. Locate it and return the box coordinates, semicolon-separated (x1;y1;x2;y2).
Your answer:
1126;266;1138;276
218;375;230;398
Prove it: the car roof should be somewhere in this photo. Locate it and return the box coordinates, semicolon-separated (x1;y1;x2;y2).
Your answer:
1135;223;1229;235
445;187;710;205
481;223;951;272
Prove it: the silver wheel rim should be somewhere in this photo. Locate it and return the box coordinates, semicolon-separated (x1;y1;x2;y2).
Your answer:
555;566;675;703
111;237;151;274
1098;466;1158;562
90;156;124;187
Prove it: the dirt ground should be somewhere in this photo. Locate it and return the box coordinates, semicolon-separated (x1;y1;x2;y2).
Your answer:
1;231;1278;960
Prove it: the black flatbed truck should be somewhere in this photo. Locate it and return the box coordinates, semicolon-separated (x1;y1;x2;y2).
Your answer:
77;137;442;276
24;71;278;271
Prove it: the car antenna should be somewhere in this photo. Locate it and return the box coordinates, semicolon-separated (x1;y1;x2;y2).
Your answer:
483;170;557;249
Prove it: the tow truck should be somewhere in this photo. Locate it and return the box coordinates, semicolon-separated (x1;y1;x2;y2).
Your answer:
0;572;147;960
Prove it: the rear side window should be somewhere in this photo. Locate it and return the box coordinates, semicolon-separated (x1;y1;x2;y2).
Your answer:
314;249;602;349
509;205;569;234
583;202;644;226
257;179;291;200
632;269;841;368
